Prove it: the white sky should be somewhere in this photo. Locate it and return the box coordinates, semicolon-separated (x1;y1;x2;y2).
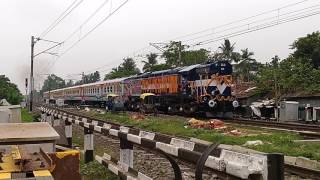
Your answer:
0;0;320;93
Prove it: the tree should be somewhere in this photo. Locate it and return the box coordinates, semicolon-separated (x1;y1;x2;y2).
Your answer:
271;55;280;68
41;74;66;92
104;58;140;80
236;48;256;82
75;71;101;85
0;75;23;105
149;63;171;71
162;41;188;67
162;41;210;67
291;31;320;68
218;39;240;63
182;48;209;65
65;80;74;87
142;53;158;72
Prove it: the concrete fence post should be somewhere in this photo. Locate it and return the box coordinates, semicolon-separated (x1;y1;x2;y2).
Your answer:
46;114;53;126
267;153;284;180
41;112;46;122
84;127;94;163
120;139;134;168
65;120;73;148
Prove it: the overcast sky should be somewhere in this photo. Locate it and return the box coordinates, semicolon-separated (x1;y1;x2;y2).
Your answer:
1;0;320;93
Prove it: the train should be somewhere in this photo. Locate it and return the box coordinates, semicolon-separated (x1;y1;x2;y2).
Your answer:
43;61;239;117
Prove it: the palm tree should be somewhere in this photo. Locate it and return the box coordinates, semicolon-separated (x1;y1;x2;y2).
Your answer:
218;39;240;63
142;53;158;72
240;48;254;62
238;48;255;82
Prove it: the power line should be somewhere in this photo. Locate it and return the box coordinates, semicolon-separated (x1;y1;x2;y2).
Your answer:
81;1;320;76
63;0;110;42
59;0;129;57
183;4;320;44
53;0;317;79
163;0;311;42
46;0;130;77
192;10;320;46
40;0;84;38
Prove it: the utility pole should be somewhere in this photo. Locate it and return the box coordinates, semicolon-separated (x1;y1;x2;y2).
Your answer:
28;36;63;112
82;72;85;84
29;36;35;111
178;41;182;67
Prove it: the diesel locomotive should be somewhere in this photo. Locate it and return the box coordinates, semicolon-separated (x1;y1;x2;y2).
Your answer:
43;61;239;117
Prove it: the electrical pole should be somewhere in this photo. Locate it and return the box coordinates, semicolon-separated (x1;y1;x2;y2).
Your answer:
82;72;85;84
29;36;35;111
28;36;63;112
178;41;182;67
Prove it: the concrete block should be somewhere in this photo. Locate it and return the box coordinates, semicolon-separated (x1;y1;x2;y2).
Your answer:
139;131;155;140
295;157;320;170
284;156;297;165
170;138;195;151
156;142;178;156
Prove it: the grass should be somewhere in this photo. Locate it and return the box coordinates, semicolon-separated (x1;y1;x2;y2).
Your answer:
80;158;119;180
21;108;35;122
87;111;320;161
72;127;119;179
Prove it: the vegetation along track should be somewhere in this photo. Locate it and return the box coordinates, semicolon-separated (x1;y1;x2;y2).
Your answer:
39;104;320;179
72;125;219;180
225;118;320;133
54;104;320;133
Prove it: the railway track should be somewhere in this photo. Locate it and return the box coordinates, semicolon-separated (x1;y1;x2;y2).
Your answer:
285;163;320;180
224;118;320;132
72;125;218;180
40;105;320;179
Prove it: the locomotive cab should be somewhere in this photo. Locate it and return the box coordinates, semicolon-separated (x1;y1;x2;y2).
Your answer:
140;93;158;114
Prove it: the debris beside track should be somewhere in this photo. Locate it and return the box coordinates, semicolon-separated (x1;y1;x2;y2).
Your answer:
187;118;225;129
187;118;244;136
129;112;146;121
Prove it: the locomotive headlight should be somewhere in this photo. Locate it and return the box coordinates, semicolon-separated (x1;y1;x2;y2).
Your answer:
208;100;216;108
232;100;239;108
168;106;172;111
211;91;215;95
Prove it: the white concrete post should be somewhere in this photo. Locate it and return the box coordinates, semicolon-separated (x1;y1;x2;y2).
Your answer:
305;104;312;122
274;107;278;121
313;107;320;122
84;127;94;163
46;114;53;125
120;139;134;168
65;119;72;148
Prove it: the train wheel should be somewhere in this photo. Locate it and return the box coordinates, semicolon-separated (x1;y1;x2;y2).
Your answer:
168;105;178;115
183;104;196;116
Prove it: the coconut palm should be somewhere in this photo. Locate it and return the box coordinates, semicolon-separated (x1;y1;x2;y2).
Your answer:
218;39;240;63
142;53;158;72
237;48;256;82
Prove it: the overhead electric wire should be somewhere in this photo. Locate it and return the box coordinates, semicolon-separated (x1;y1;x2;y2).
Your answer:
58;0;317;79
164;0;311;42
40;0;84;38
183;4;320;44
80;0;319;76
63;0;110;42
59;0;129;57
192;10;320;46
